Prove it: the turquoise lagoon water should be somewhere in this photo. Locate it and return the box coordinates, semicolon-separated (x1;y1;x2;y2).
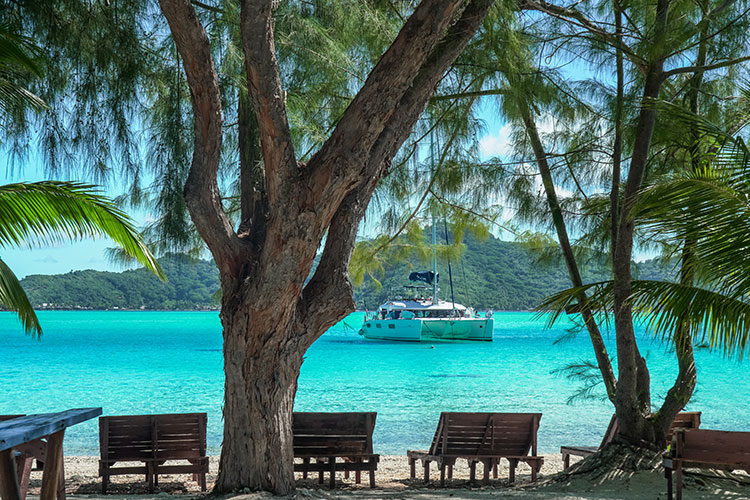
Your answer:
1;310;748;455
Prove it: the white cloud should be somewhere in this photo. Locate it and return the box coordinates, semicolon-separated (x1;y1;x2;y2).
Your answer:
478;123;513;159
34;255;59;264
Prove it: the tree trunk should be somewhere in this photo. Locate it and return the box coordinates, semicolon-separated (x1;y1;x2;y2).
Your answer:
653;15;707;437
611;0;670;446
518;100;617;402
215;294;303;495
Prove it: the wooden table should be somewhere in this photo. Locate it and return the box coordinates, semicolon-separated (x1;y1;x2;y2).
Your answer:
0;408;102;500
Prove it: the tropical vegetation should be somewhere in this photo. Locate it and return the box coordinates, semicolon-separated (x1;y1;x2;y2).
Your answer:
0;24;162;337
15;239;672;311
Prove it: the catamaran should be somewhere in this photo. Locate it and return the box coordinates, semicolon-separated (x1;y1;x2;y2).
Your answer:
358;223;494;342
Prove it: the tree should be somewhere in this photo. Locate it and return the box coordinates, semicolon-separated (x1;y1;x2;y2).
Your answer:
157;0;495;493
0;182;165;334
508;0;750;449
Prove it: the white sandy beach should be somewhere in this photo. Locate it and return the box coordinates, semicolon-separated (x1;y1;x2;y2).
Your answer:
21;455;750;500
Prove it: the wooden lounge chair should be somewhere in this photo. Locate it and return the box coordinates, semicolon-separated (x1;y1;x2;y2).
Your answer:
663;428;750;500
0;415;65;500
561;411;701;469
292;412;379;488
407;412;543;486
98;413;208;493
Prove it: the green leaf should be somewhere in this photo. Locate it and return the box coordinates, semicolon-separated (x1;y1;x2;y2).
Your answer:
537;280;750;359
0;181;164;280
0;256;41;337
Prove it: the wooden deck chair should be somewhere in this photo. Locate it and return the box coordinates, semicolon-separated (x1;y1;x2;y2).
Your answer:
292;412;379;488
407;412;543;486
561;411;701;469
99;413;208;493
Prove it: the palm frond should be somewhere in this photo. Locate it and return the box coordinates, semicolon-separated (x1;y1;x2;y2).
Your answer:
0;257;41;336
637;169;750;296
0;182;164;280
0;25;44;77
538;280;750;359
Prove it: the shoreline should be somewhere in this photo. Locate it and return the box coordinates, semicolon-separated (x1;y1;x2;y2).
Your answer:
25;455;749;499
4;309;534;313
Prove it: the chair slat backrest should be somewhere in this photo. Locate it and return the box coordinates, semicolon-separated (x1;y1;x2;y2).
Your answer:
431;412;541;457
100;413;207;461
155;413;207;460
675;429;750;465
598;415;619;449
292;412;376;456
666;412;701;445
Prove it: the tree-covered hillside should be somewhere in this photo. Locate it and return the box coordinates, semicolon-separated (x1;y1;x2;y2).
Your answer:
17;237;673;311
353;233;674;310
20;254;220;310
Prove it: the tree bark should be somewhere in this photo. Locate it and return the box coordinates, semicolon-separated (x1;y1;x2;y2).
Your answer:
216;295;304;494
237;91;264;239
610;3;623;258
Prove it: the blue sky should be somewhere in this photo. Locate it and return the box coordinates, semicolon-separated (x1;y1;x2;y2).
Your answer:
2;99;511;278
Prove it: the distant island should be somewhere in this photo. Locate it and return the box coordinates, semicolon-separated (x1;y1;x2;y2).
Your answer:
17;235;673;311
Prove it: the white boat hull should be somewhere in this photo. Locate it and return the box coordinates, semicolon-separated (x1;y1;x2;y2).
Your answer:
359;319;422;341
421;318;493;341
359;318;493;342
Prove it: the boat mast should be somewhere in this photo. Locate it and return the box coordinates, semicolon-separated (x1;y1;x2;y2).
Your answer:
432;216;437;304
430;130;438;305
443;219;456;310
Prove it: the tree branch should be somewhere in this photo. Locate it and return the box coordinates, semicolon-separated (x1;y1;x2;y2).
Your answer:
368;0;497;185
297;180;377;347
239;0;297;209
662;55;750;79
520;0;644;67
158;0;240;272
296;0;496;346
431;88;507;102
306;0;470;199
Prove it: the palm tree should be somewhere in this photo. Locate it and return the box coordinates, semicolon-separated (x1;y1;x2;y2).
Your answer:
0;27;163;336
0;181;164;336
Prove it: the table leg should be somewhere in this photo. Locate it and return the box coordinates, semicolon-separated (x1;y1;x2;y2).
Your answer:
40;431;64;500
0;450;22;500
17;455;33;500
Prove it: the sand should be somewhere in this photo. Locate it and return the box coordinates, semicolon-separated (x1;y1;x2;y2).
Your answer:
21;455;750;500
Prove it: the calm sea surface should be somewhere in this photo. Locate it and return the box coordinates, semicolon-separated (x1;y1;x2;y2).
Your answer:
1;311;748;455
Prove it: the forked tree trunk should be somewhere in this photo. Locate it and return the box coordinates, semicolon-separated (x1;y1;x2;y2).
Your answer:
159;0;495;493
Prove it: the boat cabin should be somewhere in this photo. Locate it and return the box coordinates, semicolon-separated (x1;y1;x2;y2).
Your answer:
373;299;472;320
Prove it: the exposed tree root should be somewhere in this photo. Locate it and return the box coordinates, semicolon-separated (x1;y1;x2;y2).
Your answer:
527;442;750;498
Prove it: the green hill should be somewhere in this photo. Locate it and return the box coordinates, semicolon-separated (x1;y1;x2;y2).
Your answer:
17;236;674;311
20;254;221;310
353;233;674;310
